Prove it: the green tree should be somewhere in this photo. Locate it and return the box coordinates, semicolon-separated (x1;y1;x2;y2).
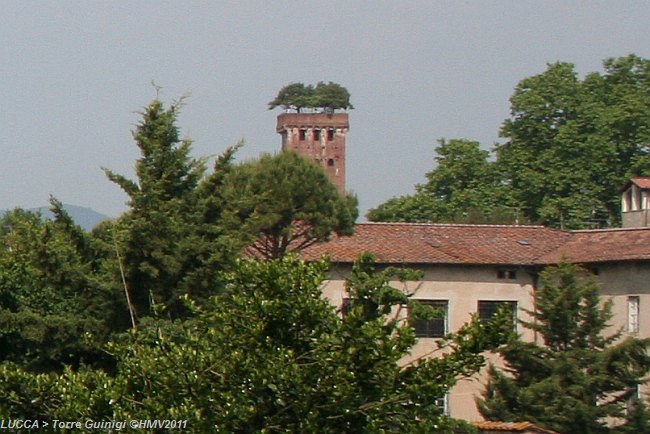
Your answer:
223;151;358;259
269;81;353;112
313;81;354;111
268;82;315;112
368;139;517;224
614;400;650;434
103;99;208;319
0;255;512;433
371;55;650;228
0;200;116;372
103;98;359;317
496;55;650;228
478;262;650;434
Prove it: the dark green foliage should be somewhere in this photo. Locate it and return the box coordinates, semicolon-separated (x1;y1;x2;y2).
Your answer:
614;400;650;434
223;151;358;259
496;55;650;228
103;99;208;319
268;81;353;112
313;81;354;111
0;255;513;433
0;201;116;372
102;99;355;319
478;262;650;434
102;99;244;319
268;82;314;112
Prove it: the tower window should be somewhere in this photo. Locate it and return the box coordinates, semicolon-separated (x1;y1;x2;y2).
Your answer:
327;159;335;167
327;129;335;141
313;129;321;141
299;129;307;141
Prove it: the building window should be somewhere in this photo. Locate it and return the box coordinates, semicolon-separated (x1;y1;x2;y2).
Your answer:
628;296;640;333
327;159;335;167
299;129;307;141
435;394;449;416
478;300;517;325
327;128;335;141
623;189;632;212
627;384;642;415
497;270;517;279
411;300;448;338
341;297;352;318
313;129;321;141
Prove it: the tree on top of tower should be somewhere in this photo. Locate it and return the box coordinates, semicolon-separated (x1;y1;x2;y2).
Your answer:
268;81;353;112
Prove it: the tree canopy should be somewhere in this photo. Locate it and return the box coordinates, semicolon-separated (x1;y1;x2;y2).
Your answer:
268;81;354;112
97;98;361;322
0;255;511;433
0;200;117;373
222;151;358;259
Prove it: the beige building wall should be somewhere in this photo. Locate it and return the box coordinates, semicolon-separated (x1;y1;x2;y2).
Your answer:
598;262;650;336
595;262;650;401
321;263;538;422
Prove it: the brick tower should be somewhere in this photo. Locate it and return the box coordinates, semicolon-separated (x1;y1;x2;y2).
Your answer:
276;112;349;193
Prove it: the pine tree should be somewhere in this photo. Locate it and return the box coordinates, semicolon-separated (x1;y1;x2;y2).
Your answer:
222;151;358;259
478;262;650;434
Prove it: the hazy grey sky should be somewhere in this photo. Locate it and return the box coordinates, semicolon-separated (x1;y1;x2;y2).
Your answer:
1;1;649;218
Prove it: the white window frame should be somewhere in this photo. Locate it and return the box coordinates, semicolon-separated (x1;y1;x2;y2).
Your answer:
434;394;449;416
628;296;640;333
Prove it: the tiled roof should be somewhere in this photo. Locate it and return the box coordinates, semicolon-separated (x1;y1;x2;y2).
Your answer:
472;421;559;434
539;227;650;264
621;177;650;191
300;223;650;266
301;223;569;265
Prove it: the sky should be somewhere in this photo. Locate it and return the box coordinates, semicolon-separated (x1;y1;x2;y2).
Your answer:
1;1;649;219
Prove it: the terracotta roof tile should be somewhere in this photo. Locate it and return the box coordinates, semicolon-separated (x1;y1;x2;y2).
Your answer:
621;177;650;191
301;223;569;265
472;421;559;433
301;223;650;266
539;227;650;264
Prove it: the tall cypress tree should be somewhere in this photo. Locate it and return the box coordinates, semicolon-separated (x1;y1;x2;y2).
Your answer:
103;99;206;319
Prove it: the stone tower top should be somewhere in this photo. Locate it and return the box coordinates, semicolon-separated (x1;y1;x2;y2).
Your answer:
276;112;349;193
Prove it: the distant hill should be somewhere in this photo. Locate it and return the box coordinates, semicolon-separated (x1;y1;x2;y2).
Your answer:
17;204;112;231
29;204;111;231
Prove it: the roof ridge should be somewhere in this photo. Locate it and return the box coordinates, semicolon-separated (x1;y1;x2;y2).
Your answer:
570;226;650;233
358;221;550;229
